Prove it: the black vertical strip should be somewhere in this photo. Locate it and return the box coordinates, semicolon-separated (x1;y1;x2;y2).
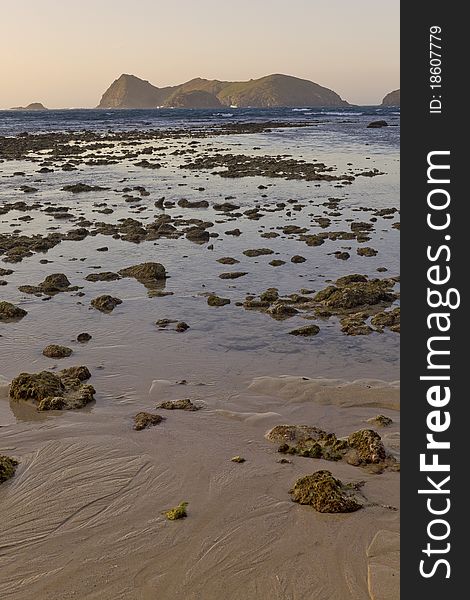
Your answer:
401;2;465;595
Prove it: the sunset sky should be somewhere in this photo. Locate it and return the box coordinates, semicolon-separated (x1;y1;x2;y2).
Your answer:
0;0;399;109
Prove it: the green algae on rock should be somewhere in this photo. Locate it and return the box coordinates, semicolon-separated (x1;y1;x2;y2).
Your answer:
133;412;165;431
118;262;167;285
156;398;200;411
231;456;246;463
243;248;274;257
85;271;121;282
9;366;95;411
164;501;188;521
267;424;397;472
347;429;386;464
42;344;73;359
0;301;27;321
18;273;76;296
0;455;18;484
290;470;362;513
91;295;122;313
219;271;248;279
367;415;394;427
371;307;400;332
288;324;320;337
207;294;230;307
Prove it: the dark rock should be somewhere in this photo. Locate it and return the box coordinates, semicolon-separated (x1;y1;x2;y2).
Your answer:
288;324;320;336
290;470;362;513
133;412;164;431
0;301;27;321
42;344;73;358
91;295;122;313
77;332;92;343
207;295;230;307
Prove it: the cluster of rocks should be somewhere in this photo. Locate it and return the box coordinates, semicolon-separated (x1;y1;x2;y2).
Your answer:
267;424;399;474
9;366;95;411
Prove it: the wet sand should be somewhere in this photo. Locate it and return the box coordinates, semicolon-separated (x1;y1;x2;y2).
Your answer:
0;120;399;599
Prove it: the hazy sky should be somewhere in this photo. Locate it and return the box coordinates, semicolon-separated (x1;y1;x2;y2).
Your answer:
0;0;399;108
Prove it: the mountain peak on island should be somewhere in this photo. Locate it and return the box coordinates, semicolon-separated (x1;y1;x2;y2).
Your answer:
381;89;400;106
97;73;349;109
11;102;48;111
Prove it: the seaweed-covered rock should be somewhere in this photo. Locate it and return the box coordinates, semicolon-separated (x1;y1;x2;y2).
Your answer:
367;415;393;427
266;425;328;444
340;314;373;336
314;278;396;310
156;398;200;411
348;429;386;463
62;183;107;193
164;501;188;520
0;301;27;321
207;295;230;307
85;272;120;282
290;470;362;513
18;273;75;296
186;228;210;243
91;295;122;313
260;288;279;303
59;365;91;381
288;324;320;336
133;412;165;431
357;247;378;257
42;344;73;358
0;455;18;484
118;262;167;284
219;271;248;279
231;456;246;463
291;255;306;263
267;302;298;319
243;248;274;257
216;257;239;265
175;321;190;332
371;307;400;332
9;366;95;411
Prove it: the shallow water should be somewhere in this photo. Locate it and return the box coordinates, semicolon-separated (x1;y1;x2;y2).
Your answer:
0;112;399;599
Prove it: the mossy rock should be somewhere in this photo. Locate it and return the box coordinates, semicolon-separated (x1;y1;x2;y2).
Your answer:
267;302;298;319
288;324;320;336
260;288;279;303
19;273;74;296
266;425;327;444
231;456;246;463
85;272;120;282
91;295;122;313
367;414;393;427
0;455;18;483
133;412;165;431
340;315;373;336
371;307;400;331
42;344;73;358
219;271;248;279
243;248;274;257
10;366;95;411
216;257;239;265
291;255;306;263
156;398;200;411
118;262;167;283
207;295;230;307
164;501;188;520
290;470;362;513
0;301;27;321
348;429;386;463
